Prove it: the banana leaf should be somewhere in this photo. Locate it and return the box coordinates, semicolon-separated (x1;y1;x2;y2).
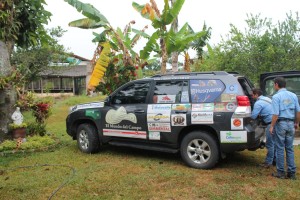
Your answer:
64;0;109;24
161;0;185;26
132;28;150;39
92;31;107;43
140;31;159;59
69;18;107;29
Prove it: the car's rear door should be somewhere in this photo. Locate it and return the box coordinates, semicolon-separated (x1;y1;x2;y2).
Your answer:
260;70;300;102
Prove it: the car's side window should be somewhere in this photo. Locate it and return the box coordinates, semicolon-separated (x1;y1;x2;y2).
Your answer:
112;82;150;104
190;79;225;103
152;81;189;103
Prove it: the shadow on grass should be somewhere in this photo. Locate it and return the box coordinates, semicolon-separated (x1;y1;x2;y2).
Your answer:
75;142;266;169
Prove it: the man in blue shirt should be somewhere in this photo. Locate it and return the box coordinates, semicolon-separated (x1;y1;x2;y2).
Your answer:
251;88;274;168
270;77;300;180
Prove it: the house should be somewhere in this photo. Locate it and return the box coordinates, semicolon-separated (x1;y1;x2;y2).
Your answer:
27;55;93;95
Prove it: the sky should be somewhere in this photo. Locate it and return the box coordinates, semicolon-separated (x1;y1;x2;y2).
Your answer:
45;0;300;60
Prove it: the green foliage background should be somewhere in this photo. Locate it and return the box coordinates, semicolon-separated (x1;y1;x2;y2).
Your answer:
194;12;300;85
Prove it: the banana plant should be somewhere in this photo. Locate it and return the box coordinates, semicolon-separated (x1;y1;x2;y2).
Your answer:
64;0;150;91
133;0;185;74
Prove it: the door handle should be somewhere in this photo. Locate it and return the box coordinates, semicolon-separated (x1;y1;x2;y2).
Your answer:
134;110;145;113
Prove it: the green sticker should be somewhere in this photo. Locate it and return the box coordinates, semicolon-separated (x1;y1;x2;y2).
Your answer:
85;110;101;120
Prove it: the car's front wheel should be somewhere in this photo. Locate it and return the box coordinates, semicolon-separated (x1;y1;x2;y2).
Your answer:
180;131;219;169
77;123;100;153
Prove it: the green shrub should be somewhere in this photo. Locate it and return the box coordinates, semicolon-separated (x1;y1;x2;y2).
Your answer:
8;122;28;130
0;135;56;152
27;122;47;136
0;140;16;151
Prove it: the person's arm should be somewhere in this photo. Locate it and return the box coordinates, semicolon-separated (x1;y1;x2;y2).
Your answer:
270;115;278;134
251;102;262;120
269;95;280;134
294;95;300;129
295;112;300;130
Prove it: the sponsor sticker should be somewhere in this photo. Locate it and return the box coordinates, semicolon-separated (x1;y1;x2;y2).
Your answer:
231;118;243;130
72;102;104;112
190;79;225;103
103;129;147;139
149;132;160;140
148;123;171;132
147;113;170;122
220;131;247;143
85;110;101;120
147;104;172;113
221;94;237;102
157;95;176;103
192;103;214;111
191;112;214;124
172;104;191;111
226;102;236;111
225;84;238;93
105;106;137;124
171;114;187;126
214;102;236;112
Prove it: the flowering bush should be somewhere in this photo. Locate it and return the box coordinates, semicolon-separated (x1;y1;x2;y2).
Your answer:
31;101;52;123
15;91;35;110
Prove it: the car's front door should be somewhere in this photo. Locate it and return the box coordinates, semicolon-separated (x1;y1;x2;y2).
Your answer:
101;81;151;140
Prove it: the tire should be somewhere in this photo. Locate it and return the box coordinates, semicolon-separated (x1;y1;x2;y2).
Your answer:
76;123;100;153
180;131;219;169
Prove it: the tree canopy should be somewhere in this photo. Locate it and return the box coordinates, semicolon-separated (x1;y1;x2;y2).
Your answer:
198;12;300;84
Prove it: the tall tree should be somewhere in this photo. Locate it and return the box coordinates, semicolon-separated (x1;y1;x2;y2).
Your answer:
170;0;179;72
133;0;185;74
200;13;300;84
0;0;51;141
64;0;151;93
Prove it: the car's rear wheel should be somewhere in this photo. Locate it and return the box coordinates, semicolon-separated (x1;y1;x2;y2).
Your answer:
180;131;219;169
77;123;100;153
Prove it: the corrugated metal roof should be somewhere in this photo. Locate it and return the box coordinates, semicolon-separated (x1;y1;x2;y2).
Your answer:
40;65;87;77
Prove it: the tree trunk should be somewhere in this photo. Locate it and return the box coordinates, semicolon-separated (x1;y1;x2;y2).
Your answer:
160;38;168;74
0;40;16;142
171;52;179;72
170;0;179;73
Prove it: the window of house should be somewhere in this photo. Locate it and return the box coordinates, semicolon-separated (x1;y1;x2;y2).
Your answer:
152;81;189;104
42;78;59;90
62;78;73;90
32;80;41;90
112;82;150;104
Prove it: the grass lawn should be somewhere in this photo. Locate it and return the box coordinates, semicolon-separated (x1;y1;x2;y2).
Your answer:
1;95;300;200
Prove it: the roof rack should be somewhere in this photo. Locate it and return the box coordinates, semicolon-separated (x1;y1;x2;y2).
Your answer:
151;71;229;78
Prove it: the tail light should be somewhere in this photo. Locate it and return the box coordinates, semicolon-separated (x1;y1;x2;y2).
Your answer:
236;95;250;106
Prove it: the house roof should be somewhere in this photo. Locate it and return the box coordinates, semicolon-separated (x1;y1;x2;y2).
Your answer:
70;54;91;62
40;65;87;77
